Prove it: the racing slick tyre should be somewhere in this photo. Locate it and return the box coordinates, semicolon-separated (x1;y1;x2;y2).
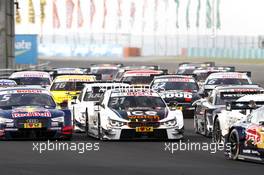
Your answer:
228;129;240;160
97;114;103;140
194;113;199;134
204;114;210;137
85;108;89;137
212;118;222;143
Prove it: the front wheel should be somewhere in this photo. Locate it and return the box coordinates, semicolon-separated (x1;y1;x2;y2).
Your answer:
85;108;89;137
228;129;240;160
204;114;210;137
194;113;199;134
97;114;103;140
212;118;222;143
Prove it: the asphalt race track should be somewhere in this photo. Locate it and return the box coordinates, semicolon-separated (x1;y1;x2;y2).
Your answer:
0;59;263;175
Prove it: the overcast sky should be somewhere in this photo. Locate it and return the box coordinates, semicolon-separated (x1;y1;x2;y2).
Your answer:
15;0;264;36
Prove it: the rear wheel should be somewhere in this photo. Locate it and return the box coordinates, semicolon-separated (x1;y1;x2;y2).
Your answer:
212;118;222;143
228;129;240;160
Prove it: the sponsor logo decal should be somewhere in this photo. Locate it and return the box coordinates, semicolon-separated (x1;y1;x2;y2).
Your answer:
12;111;52;118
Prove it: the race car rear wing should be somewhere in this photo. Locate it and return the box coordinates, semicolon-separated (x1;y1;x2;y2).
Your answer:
237;71;251;78
178;62;215;67
90;63;124;67
122;65;160;70
226;101;264;111
50;72;102;80
220;90;264;100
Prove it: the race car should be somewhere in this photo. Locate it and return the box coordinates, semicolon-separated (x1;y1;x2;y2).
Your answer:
9;71;52;88
50;68;89;79
150;75;200;117
89;64;122;80
193;66;235;87
225;103;264;163
0;79;17;87
0;86;72;140
69;82;130;132
200;72;253;96
212;94;264;143
50;75;97;107
193;85;263;137
86;89;184;140
176;62;215;75
114;65;159;80
120;69;167;85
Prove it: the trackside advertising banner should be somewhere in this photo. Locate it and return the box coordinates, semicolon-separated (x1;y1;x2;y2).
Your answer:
15;35;38;64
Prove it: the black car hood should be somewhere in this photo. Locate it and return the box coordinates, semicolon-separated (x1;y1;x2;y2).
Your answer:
111;107;168;122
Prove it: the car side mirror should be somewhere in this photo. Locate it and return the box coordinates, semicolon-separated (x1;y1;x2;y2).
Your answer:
72;96;77;100
71;99;77;105
259;121;264;126
168;101;178;111
94;105;100;112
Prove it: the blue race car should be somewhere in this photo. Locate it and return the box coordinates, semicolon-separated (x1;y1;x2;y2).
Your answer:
225;101;264;163
0;86;73;140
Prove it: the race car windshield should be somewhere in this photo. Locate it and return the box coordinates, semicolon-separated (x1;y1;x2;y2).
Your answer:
177;69;195;74
14;77;50;86
108;96;166;110
122;76;154;84
215;94;244;105
50;82;86;91
84;92;103;101
91;69;118;75
206;78;250;85
0;93;56;109
152;82;199;91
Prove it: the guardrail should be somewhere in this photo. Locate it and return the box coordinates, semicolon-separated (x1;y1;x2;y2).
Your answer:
0;62;51;79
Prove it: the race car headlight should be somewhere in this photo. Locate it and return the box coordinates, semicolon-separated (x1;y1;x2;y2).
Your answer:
51;116;64;123
163;119;177;127
0;117;13;124
108;118;126;127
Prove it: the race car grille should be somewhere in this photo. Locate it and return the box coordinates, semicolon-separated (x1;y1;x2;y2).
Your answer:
120;129;167;140
15;118;49;128
128;122;160;128
9;129;57;139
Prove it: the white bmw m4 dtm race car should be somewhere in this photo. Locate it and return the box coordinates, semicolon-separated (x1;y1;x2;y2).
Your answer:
212;94;264;143
200;72;253;95
86;89;184;140
68;82;130;132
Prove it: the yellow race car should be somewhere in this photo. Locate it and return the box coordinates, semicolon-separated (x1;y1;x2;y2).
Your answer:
50;75;96;107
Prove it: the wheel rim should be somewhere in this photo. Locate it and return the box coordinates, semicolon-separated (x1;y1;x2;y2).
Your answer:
194;115;198;132
213;121;221;143
204;116;208;136
85;109;89;136
229;132;239;157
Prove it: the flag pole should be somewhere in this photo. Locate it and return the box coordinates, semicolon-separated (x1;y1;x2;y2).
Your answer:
164;0;168;56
